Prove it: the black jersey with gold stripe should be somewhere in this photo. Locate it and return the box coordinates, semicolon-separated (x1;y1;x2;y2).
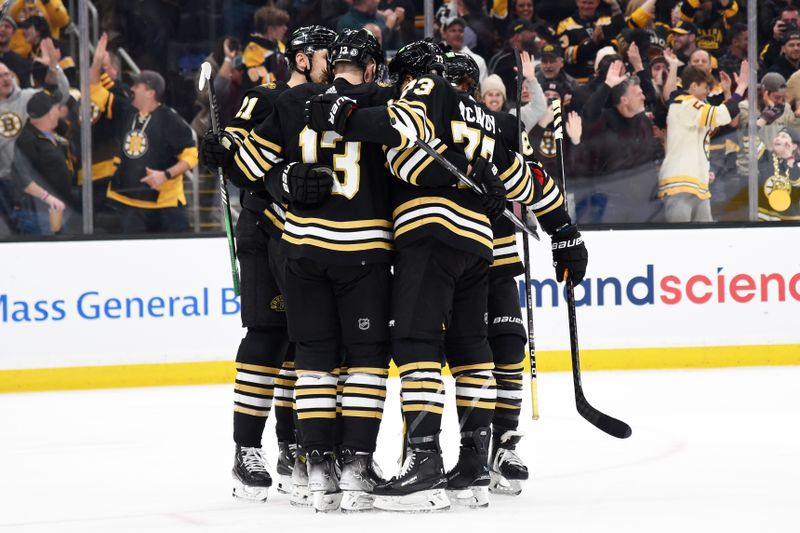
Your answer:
234;78;396;266
225;80;289;239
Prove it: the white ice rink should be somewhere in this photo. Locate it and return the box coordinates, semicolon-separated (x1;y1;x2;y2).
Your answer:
1;366;798;533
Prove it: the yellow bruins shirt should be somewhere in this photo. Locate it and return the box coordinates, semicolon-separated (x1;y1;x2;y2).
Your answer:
90;83;198;209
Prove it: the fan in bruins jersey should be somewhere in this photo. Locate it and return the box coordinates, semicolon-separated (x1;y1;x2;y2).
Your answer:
211;28;396;513
305;39;515;512
89;34;197;234
200;25;336;504
444;52;587;497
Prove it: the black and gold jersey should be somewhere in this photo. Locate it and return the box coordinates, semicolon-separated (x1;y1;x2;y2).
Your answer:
557;12;624;83
80;73;128;184
234;78;396;265
225;80;289;239
239;36;288;93
90;83;198;209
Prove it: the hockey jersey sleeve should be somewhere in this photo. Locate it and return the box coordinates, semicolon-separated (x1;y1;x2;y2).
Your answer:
230;107;285;190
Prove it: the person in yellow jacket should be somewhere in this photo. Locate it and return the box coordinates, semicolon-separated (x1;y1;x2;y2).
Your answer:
658;62;748;222
8;0;70;57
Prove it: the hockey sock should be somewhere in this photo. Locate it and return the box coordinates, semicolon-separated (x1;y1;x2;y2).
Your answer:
274;352;297;443
340;368;388;452
295;371;338;453
334;366;347;451
451;362;497;446
399;361;445;450
233;328;285;448
490;334;525;432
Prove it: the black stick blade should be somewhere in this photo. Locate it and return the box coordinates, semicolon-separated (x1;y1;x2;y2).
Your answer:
576;392;632;439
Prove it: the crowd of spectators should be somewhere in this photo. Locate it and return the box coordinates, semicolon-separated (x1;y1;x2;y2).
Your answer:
3;0;800;239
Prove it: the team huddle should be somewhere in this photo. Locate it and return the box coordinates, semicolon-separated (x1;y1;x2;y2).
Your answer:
200;26;588;513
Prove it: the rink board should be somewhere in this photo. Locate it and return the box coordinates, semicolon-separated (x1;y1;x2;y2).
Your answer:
1;227;799;391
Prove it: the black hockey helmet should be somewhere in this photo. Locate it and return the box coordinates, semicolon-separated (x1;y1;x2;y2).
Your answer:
330;28;385;70
444;52;480;92
388;39;446;80
285;25;337;68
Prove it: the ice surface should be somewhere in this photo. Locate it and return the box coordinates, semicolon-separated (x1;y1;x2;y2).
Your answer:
1;367;798;533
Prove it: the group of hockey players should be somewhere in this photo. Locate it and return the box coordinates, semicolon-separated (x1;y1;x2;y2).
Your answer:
200;25;588;513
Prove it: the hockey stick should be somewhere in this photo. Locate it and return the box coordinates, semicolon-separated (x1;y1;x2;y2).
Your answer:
199;62;240;296
552;100;631;439
390;117;539;240
513;51;540;420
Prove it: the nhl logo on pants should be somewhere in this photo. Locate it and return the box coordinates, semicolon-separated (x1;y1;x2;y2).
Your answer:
358;318;370;330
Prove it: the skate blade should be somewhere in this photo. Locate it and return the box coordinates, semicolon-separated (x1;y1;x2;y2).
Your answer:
290;485;311;507
232;478;269;503
373;489;450;513
489;471;523;496
340;490;376;512
446;486;489;508
312;490;343;513
277;474;292;495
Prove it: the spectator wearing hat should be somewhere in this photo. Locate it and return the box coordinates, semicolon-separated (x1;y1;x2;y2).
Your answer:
0;15;30;87
760;6;800;72
536;42;579;95
677;0;739;57
669;20;699;66
19;15;74;86
440;16;487;82
556;0;625;83
9;89;75;234
767;31;800;81
7;0;69;58
89;36;198;234
738;72;800;149
756;126;800;221
483;51;546;129
529;79;571;178
488;18;537;103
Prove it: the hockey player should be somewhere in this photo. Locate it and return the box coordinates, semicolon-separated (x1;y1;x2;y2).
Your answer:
443;52;588;496
304;40;513;512
199;25;336;503
211;28;396;513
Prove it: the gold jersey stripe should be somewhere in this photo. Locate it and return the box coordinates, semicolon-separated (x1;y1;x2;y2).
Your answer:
294;387;337;396
402;404;444;414
346;367;389;376
397;361;442;374
272;400;294;408
495;402;522;410
395;216;493;250
393;196;488;223
297;411;337;419
282;234;394;252
456;376;497;387
234;405;269;417
455;399;496;410
450;362;495;375
343;386;387;397
234;383;274;396
341;410;384;419
286;212;393;229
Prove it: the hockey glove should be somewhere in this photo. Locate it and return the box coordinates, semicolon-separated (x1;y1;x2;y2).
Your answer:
275;162;336;206
551;224;588;284
304;93;358;134
200;130;237;171
470;156;506;220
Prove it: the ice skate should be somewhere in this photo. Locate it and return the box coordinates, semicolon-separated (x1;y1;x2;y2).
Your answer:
373;436;450;513
338;449;384;512
489;430;529;496
446;427;491;508
290;454;311;507
307;450;342;513
276;441;296;494
232;446;271;503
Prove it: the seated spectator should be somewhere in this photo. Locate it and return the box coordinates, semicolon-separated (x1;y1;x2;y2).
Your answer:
240;6;290;93
557;0;625;83
488;19;536;104
18;15;75;86
757;127;800;221
89;34;198;234
337;0;402;51
536;43;579;96
0;15;30;87
766;31;800;81
7;0;69;57
572;74;662;224
10;90;75;235
440;16;487;82
677;0;739;57
659;63;748;222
